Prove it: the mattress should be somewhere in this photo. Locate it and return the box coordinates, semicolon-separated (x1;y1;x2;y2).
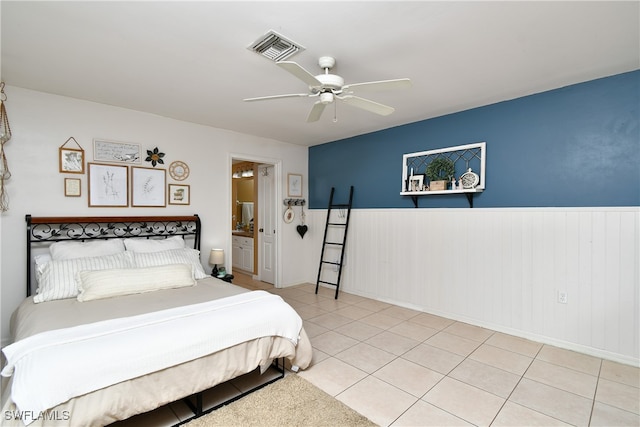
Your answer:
1;277;313;426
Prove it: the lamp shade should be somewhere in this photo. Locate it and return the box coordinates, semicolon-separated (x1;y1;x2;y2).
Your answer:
209;248;224;265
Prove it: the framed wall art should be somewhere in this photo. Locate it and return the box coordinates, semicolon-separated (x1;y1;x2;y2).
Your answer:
64;178;81;197
88;163;128;207
168;184;190;205
287;173;302;197
132;166;166;207
59;137;85;174
93;139;142;164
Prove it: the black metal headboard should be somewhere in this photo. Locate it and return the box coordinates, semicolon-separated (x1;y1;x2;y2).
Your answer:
25;214;201;297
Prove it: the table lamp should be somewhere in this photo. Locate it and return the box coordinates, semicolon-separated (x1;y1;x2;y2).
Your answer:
209;248;224;277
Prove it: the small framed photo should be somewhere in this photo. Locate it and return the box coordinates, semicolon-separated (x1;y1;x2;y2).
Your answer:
168;184;190;205
88;163;128;207
64;178;81;197
287;173;302;197
132;166;166;207
409;175;424;192
59;147;85;174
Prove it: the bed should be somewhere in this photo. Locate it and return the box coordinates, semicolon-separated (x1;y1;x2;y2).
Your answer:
1;215;313;427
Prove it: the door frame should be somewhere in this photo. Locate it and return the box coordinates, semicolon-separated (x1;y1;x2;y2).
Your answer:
229;153;282;288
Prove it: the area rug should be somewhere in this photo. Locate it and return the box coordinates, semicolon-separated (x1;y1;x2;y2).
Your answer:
184;374;377;427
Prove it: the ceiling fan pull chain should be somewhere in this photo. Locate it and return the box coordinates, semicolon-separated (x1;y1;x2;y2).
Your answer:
333;101;338;123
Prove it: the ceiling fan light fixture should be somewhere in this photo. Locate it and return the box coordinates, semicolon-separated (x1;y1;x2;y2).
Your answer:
248;30;305;62
320;92;334;104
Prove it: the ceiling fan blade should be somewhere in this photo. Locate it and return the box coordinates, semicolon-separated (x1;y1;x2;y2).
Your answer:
277;61;323;87
306;101;327;122
243;93;310;102
343;78;412;92
339;95;395;116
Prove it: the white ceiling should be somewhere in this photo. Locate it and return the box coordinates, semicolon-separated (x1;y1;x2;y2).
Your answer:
1;1;638;147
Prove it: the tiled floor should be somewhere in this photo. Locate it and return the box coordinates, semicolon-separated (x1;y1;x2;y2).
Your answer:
116;273;640;426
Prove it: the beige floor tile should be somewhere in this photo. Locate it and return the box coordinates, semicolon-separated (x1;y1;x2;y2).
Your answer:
469;344;533;376
403;343;464;375
600;359;640;388
315;297;353;312
293;304;328;320
365;330;420;356
443;321;494;342
337;375;417;427
425;331;481;357
311;330;359;355
308;312;354;330
388;321;439;342
485;332;542;357
595;378;640;414
373;357;443;398
380;305;421;321
335;342;396;374
492;401;571;426
509;378;593;426
590;401;640;426
298;357;368;397
301;320;329;338
536;344;602;376
392;400;473;426
409;312;456;330
524;359;598;399
449;358;520;398
423;377;505;426
333;305;376;321
334;292;369;305
335;320;384;341
287;291;327;305
360;312;406;330
355;298;394;312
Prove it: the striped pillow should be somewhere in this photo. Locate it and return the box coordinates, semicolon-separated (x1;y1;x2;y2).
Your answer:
76;264;196;302
34;252;134;303
132;248;207;279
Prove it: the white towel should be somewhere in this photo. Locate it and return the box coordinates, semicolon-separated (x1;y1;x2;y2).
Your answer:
242;202;254;224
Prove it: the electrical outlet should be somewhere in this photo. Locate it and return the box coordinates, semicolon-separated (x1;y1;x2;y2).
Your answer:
558;291;568;304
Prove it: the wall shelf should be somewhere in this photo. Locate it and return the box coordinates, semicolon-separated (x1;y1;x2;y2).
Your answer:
401;142;486;208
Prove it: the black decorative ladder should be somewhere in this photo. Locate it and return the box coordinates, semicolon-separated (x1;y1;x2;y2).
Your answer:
315;186;354;299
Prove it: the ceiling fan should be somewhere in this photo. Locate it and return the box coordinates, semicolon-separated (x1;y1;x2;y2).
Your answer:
243;56;411;122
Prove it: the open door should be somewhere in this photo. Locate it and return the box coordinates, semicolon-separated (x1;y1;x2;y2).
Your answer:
258;165;276;284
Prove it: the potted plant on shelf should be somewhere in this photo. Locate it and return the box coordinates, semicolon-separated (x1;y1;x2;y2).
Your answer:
425;157;455;191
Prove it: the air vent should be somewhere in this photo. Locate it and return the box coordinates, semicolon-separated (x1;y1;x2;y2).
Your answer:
248;30;305;62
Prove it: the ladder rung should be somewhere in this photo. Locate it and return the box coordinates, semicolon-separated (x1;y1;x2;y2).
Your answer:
321;261;341;265
331;204;350;208
318;280;338;286
327;222;347;226
325;242;343;246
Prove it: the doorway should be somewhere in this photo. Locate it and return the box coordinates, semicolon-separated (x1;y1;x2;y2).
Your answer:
230;156;280;287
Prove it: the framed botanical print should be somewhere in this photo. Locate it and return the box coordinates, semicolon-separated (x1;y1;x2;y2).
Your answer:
64;178;81;197
59;137;85;173
132;166;166;207
287;173;302;197
168;184;190;205
88;163;128;207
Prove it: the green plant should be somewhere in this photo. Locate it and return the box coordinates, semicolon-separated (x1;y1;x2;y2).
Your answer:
425;157;455;182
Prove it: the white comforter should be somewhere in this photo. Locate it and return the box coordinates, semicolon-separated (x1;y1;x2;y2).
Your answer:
1;290;302;424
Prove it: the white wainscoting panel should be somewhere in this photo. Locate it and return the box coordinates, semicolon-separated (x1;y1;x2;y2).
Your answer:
306;207;639;366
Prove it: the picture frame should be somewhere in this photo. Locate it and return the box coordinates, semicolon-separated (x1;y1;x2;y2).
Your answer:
93;139;142;164
88;163;128;207
132;166;166;207
168;184;190;205
287;173;302;197
64;178;81;197
59;147;85;174
409;175;424;192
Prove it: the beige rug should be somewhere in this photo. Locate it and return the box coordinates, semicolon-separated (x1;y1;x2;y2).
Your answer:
184;374;377;427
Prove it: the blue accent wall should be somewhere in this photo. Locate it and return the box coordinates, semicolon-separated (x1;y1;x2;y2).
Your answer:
309;71;639;209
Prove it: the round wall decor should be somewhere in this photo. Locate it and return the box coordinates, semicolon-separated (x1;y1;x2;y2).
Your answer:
169;161;190;181
460;168;480;189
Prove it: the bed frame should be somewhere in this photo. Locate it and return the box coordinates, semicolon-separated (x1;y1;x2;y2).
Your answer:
22;214;285;425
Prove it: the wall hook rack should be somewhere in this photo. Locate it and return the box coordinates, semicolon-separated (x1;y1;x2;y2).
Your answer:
283;198;306;207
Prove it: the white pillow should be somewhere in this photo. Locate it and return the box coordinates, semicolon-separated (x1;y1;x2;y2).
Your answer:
124;236;185;253
132;248;207;279
34;252;134;303
50;239;125;260
34;254;52;284
76;264;196;302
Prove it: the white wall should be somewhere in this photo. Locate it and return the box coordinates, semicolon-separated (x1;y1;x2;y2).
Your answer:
0;86;311;344
307;207;639;366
